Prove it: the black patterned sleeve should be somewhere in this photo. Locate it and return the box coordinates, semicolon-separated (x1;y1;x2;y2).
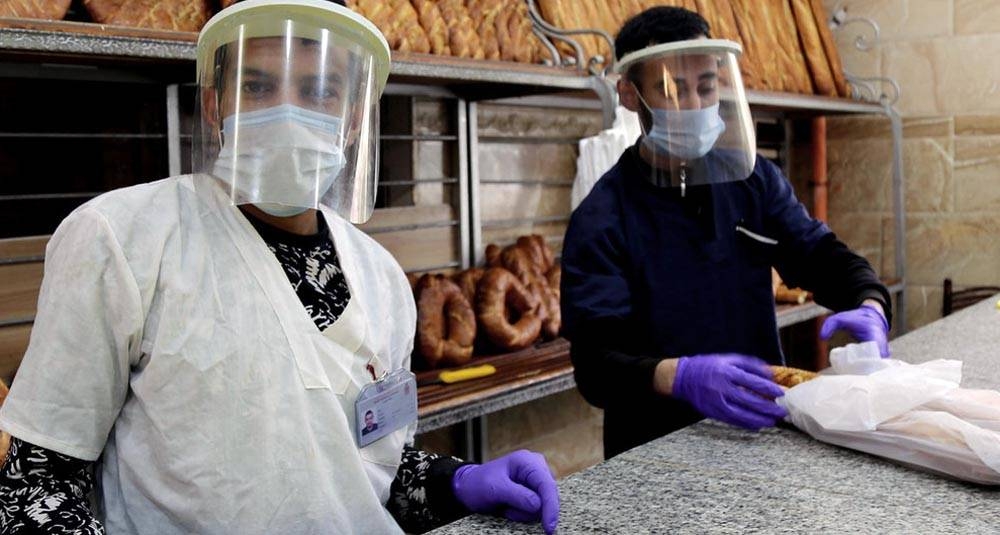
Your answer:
0;438;104;535
386;445;471;533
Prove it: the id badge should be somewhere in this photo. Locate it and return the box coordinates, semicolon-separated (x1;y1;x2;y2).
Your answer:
355;368;418;448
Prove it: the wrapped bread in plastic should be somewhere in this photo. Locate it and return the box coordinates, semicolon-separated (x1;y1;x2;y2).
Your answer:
0;0;71;19
83;0;212;32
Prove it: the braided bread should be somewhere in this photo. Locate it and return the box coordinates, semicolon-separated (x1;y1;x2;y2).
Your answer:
83;0;211;31
504;0;541;63
416;274;475;368
412;0;450;55
363;0;431;54
475;267;542;351
438;0;485;59
0;0;71;19
466;0;502;60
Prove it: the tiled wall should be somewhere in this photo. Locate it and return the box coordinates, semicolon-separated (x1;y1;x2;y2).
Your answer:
823;0;1000;331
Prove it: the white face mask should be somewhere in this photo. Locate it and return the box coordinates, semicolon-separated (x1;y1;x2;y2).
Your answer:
640;99;726;161
212;104;347;217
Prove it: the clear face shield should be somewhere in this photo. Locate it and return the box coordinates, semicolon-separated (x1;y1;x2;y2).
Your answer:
614;39;756;193
194;0;390;223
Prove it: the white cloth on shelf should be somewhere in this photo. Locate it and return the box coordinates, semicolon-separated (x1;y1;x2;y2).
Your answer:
571;105;642;210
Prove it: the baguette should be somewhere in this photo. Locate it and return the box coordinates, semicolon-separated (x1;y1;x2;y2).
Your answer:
730;0;774;91
776;0;815;94
0;0;71;19
83;0;211;31
790;0;836;96
808;0;849;96
771;365;818;388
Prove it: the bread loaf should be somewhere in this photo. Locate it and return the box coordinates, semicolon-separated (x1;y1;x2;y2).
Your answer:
362;0;431;54
731;0;776;91
790;0;836;96
416;274;475;368
83;0;211;31
537;0;602;65
437;0;485;59
808;0;849;97
220;0;237;8
775;0;815;93
694;0;759;88
0;0;71;19
506;0;543;63
476;267;542;351
771;365;818;388
466;0;502;61
411;0;450;56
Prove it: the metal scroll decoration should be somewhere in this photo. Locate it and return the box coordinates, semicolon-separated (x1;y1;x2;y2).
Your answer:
829;4;901;106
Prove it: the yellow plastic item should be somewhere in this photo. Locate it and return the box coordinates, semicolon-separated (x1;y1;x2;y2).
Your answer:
438;365;497;384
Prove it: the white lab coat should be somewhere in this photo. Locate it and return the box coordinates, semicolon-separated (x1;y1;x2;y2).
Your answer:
0;174;416;534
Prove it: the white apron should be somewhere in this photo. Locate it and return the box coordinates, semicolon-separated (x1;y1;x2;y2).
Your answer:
0;175;416;534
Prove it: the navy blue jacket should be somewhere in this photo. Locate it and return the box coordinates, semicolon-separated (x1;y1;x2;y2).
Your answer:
562;144;889;458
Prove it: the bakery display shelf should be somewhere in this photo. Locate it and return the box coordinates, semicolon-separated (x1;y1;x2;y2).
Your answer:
417;338;574;432
775;278;903;329
745;89;884;116
776;300;830;329
1;19;889;114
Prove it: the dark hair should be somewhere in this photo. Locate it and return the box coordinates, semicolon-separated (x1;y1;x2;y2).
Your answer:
614;7;710;61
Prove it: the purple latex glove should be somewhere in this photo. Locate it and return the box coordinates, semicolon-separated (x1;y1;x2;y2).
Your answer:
452;449;559;534
672;354;788;430
819;303;890;358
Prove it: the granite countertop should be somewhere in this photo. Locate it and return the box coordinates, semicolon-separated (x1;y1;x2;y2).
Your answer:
428;296;1000;534
890;292;1000;388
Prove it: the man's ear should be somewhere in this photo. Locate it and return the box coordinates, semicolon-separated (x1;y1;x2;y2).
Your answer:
618;78;641;113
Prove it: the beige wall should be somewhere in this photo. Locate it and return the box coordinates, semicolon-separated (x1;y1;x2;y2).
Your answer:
824;0;1000;331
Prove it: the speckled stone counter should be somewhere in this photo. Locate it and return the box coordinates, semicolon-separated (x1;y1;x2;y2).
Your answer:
890;293;1000;388
428;297;1000;534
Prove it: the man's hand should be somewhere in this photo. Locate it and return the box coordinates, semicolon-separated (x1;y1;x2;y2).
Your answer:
671;354;788;430
820;301;890;357
452;450;560;534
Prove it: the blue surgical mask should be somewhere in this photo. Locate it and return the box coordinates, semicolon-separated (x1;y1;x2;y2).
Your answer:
642;102;726;161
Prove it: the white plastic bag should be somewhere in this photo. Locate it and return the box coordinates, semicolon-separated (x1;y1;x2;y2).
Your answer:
780;344;1000;485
